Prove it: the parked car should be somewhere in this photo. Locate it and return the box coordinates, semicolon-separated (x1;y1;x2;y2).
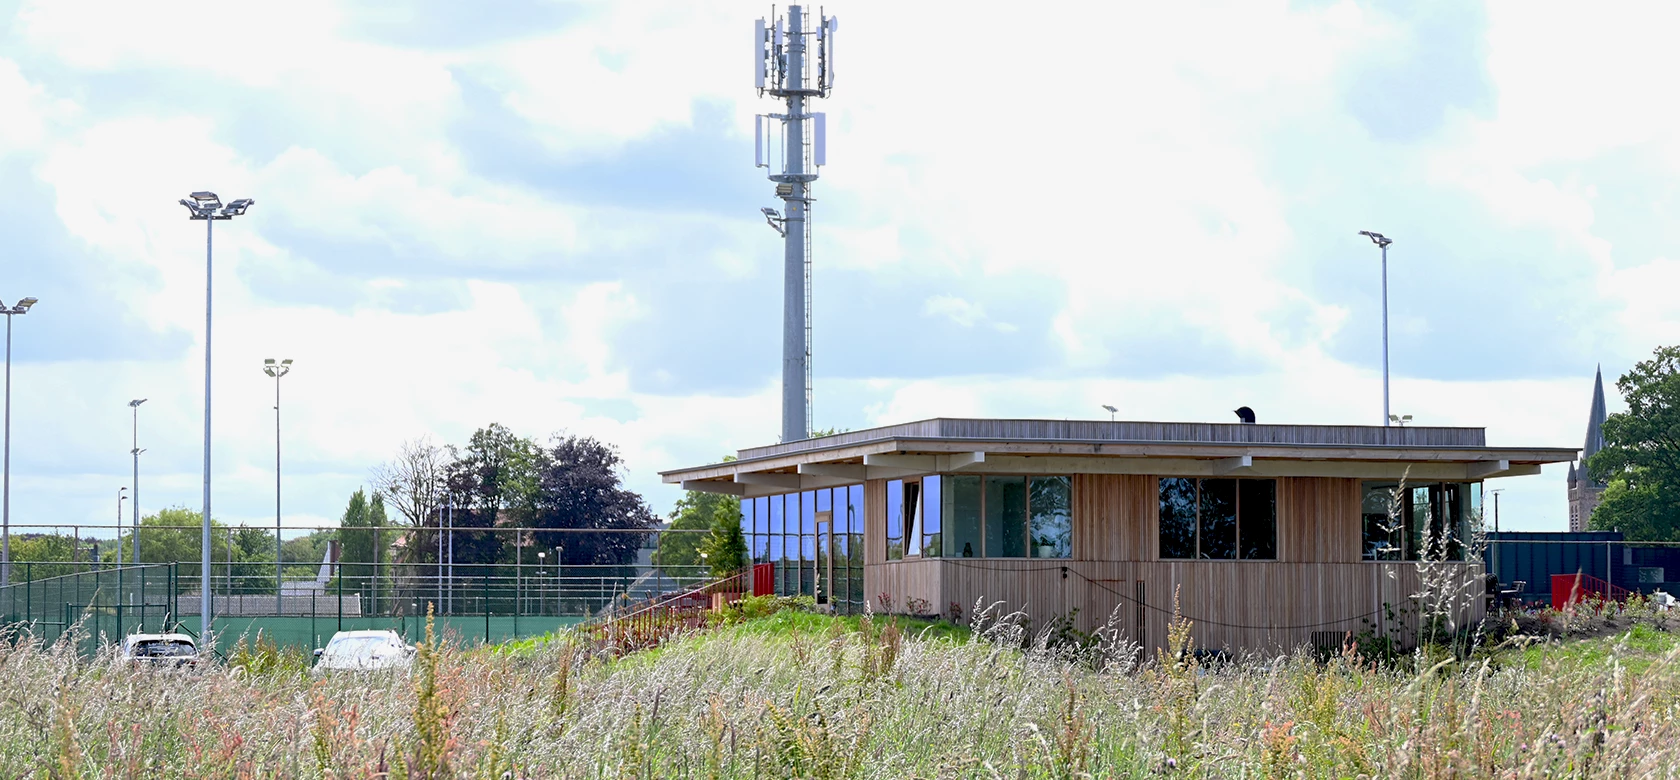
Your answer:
311;630;416;675
118;633;201;668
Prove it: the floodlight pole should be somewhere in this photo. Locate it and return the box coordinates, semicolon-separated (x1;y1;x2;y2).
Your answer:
1360;231;1393;427
2;298;38;586
1380;241;1389;428
129;399;145;564
265;360;293;617
182;191;253;645
2;309;12;587
202;214;214;635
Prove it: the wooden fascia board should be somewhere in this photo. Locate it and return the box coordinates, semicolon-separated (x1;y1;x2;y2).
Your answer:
959;455;1543;480
873;438;1576;463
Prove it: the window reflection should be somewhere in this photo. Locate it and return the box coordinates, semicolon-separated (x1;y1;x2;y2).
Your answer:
1029;476;1072;558
1158;478;1276;560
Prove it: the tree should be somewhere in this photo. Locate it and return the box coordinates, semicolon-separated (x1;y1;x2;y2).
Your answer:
338;488;381;590
442;424;540;565
372;436;448;566
110;508;233;565
528;435;657;571
655;491;740;574
698;505;749;578
9;535;79;580
1589;346;1680;540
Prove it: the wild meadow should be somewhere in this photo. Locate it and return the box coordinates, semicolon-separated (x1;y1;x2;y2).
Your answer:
2;597;1680;779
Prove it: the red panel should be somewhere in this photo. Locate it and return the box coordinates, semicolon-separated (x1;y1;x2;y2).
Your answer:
752;563;775;597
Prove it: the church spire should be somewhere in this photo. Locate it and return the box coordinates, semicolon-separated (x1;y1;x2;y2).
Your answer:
1583;364;1608;485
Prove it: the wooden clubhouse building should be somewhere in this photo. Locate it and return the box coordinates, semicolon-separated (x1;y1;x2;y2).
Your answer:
663;418;1576;652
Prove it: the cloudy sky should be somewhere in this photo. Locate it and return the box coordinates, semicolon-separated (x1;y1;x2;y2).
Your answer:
2;0;1674;538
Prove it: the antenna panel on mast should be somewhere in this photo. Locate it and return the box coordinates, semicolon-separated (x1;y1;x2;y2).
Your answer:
754;115;764;166
754;19;767;88
813;112;826;166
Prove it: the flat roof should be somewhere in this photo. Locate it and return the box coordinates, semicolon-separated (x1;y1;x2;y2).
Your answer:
664;418;1579;496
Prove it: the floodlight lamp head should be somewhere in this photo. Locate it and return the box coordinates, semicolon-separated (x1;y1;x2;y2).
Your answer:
221;198;253;217
129;398;147;408
1101;404;1117;413
190;191;222;208
1358;230;1392;248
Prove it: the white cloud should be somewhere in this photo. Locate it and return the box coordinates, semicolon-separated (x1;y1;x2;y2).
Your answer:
1;0;1670;539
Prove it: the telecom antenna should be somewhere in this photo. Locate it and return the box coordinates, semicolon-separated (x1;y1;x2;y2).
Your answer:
755;4;835;443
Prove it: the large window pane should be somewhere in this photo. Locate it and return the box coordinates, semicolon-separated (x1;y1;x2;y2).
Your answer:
886;479;904;561
816;488;831;513
769;494;785;561
905;481;924;557
985;476;1028;558
802;491;816;562
1029;476;1072;559
1361;482;1402;561
1199;479;1237;560
947;475;983;558
1159;477;1198;559
1410;486;1432;561
922;475;943;558
1238;479;1276;560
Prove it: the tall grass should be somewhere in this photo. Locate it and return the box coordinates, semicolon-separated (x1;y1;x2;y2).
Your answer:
2;601;1679;778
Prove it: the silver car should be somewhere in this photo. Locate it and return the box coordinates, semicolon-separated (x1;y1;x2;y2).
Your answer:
311;630;416;675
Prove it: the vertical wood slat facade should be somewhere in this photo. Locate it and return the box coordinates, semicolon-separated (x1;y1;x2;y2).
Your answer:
863;474;1485;653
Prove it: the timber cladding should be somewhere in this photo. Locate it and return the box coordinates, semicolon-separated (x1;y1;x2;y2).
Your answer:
900;559;1484;654
861;472;1484;652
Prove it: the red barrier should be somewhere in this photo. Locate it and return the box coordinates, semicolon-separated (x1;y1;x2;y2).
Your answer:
752;562;774;596
1552;572;1631;610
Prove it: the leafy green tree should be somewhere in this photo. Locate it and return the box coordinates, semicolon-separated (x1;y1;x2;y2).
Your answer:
1589;346;1680;540
698;504;749;578
110;507;234;566
443;423;540;565
9;535;80;580
655;491;740;574
282;529;337;576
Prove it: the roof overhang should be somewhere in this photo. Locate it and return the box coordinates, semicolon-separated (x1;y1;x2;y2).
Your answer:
663;419;1579;497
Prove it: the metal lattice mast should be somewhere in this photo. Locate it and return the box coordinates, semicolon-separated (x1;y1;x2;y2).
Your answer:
756;4;835;443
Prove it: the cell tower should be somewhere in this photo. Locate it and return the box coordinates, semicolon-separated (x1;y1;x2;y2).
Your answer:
754;4;836;443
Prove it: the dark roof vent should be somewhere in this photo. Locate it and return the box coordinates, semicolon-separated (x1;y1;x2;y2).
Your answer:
1234;407;1256;424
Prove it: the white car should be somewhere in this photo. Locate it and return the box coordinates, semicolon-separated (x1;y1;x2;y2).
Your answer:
119;633;201;668
312;630;416;675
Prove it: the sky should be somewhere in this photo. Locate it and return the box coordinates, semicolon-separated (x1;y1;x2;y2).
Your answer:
2;0;1676;539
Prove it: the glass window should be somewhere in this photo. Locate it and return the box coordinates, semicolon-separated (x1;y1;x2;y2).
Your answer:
922;475;943;558
1029;476;1072;559
905;481;924;557
1239;479;1277;560
886;479;904;561
816;489;831;513
947;475;983;558
1199;479;1237;560
1361;482;1402;561
1362;481;1478;562
1159;477;1198;559
1159;478;1275;560
984;476;1028;558
802;491;816;563
769;494;785;561
1410;486;1432;561
847;485;865;566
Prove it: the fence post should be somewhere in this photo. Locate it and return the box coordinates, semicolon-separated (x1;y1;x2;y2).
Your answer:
337;565;343;633
484;572;490;645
